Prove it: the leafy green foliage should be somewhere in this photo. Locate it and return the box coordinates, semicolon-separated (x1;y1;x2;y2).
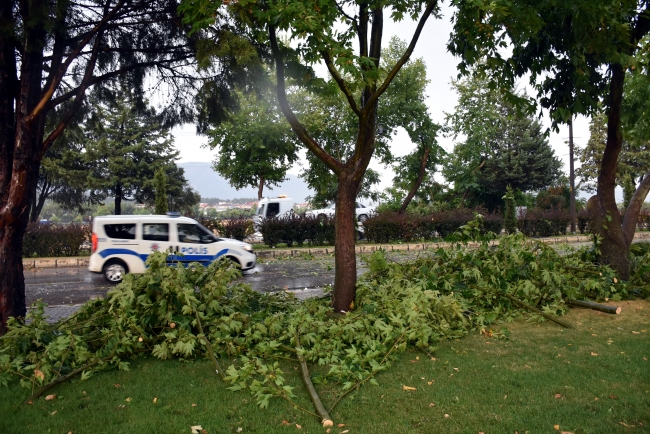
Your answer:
4;225;646;412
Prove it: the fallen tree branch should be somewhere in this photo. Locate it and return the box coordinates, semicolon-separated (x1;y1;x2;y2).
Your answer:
295;333;333;427
569;299;621;314
503;294;573;328
22;351;116;405
195;311;226;381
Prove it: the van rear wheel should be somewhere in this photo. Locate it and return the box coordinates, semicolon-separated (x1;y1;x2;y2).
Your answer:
103;260;128;284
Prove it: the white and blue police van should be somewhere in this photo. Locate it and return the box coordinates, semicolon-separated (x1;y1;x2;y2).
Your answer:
89;214;257;283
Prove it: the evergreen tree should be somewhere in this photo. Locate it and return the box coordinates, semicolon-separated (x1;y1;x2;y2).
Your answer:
154;168;168;215
444;75;562;210
83;92;188;215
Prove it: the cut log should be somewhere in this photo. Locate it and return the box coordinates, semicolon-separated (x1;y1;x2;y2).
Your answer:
569;300;622;314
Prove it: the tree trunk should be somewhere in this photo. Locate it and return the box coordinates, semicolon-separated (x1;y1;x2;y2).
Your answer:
332;174;360;312
258;175;264;201
568;117;576;233
114;184;122;215
597;64;631;279
399;145;430;214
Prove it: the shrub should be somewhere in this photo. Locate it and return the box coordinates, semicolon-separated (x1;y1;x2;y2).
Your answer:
197;216;254;241
23;223;91;257
517;208;570;237
259;213;335;247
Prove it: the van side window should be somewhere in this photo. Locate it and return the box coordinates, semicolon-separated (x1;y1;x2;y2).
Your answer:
104;224;136;240
178;224;217;244
142;223;169;241
267;202;280;218
257;204;266;216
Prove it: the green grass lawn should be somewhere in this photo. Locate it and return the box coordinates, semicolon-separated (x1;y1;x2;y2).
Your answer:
2;300;648;434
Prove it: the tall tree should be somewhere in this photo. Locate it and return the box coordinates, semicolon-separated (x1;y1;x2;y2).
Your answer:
83;92;185;215
181;0;441;311
154;168;169;215
444;75;561;210
208;89;299;200
449;0;650;279
0;0;248;332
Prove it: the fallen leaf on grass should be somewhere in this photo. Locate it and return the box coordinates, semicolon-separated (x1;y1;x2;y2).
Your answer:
444;414;450;418
632;331;640;334
51;410;57;416
524;364;531;369
190;426;203;434
453;367;459;371
337;424;346;428
322;420;333;428
403;385;416;391
561;431;575;434
117;404;125;409
429;403;435;407
34;369;45;381
554;394;562;399
590;352;598;356
114;383;120;388
153;397;157;404
340;431;349;434
236;428;243;433
427;381;433;386
124;397;132;402
191;403;197;407
620;422;636;428
610;395;618;399
45;394;56;401
295;424;302;429
282;420;291;426
554;425;560;430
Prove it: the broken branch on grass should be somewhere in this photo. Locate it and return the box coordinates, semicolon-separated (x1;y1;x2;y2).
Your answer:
503;294;573;328
295;332;333;427
568;300;621;314
194;311;226;381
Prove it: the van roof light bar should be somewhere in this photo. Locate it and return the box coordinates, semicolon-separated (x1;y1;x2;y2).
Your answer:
166;212;181;217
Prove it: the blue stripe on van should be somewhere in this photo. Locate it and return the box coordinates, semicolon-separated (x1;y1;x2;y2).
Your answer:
98;248;234;264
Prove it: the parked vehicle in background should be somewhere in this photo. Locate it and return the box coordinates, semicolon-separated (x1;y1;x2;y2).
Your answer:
254;195;294;229
89;213;256;283
305;202;376;222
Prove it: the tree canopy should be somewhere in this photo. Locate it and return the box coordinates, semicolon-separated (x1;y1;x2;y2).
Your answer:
208;88;299;200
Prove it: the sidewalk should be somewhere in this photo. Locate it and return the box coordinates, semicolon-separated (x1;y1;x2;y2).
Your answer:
24;232;650;269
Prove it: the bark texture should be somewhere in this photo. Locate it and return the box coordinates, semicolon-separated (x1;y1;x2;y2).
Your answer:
398;146;430;214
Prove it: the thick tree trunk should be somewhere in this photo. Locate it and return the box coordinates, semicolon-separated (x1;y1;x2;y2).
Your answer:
114;185;122;215
399;146;430;214
598;64;631;279
258;176;264;200
568;118;576;233
332;174;360;312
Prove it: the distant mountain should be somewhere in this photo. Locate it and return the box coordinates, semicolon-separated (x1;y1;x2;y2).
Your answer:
178;162;314;203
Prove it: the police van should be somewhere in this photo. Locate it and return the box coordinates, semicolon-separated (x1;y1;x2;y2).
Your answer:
89;214;257;283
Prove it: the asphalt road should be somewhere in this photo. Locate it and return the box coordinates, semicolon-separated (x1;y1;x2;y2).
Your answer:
24;255;352;307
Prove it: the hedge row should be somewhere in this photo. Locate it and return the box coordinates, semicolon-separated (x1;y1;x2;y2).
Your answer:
517;208;570;237
259;214;335;247
23;223;91;257
197;216;254;241
364;209;504;243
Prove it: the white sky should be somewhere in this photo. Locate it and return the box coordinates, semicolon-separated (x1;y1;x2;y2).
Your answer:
172;4;591;197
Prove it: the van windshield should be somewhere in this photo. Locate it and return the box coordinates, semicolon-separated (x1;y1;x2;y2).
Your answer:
178;223;219;244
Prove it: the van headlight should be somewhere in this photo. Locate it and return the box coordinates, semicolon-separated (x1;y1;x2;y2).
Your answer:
242;245;253;253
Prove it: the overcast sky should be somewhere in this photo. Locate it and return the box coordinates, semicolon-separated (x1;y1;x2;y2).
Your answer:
172;4;591;197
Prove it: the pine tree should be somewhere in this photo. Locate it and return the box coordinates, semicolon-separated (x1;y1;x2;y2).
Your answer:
154;169;168;215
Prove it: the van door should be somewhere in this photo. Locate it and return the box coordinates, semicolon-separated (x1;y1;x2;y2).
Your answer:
175;222;221;265
139;222;173;263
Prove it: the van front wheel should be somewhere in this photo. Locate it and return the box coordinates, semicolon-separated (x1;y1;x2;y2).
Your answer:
103;260;128;284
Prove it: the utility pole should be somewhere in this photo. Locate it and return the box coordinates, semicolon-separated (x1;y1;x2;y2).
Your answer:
569;117;576;233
